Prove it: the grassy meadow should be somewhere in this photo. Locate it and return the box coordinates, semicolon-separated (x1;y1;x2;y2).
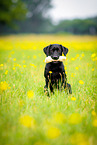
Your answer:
0;34;97;145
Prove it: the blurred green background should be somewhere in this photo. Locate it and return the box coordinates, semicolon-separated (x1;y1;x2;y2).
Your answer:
0;0;97;34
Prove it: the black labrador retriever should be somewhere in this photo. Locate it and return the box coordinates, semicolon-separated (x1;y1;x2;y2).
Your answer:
43;44;72;96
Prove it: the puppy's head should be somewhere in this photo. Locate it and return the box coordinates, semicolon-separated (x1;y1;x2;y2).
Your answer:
43;44;68;60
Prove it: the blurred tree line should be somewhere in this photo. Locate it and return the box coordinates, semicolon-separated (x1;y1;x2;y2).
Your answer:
0;0;97;35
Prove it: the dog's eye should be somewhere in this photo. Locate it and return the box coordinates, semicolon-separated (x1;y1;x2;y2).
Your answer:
50;49;53;53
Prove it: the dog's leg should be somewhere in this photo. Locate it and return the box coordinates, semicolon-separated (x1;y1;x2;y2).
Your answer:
50;83;54;94
67;83;72;94
62;73;72;94
44;78;49;96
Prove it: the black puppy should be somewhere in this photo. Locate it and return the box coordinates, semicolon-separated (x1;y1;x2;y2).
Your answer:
43;44;72;96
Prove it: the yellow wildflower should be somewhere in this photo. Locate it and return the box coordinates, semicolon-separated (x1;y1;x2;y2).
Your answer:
23;60;25;63
68;113;82;124
75;67;79;70
92;68;94;71
49;71;52;74
19;115;36;128
46;127;61;139
52;112;66;124
0;81;9;91
5;70;8;75
13;67;16;70
91;53;96;58
70;133;90;145
23;65;26;68
81;53;84;57
91;110;96;116
27;90;34;99
30;64;37;68
0;64;3;67
33;55;37;59
71;97;76;101
13;58;16;61
71;58;75;61
92;119;97;127
79;80;84;84
71;73;75;77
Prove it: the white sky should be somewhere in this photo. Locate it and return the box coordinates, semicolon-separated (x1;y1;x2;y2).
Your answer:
47;0;97;23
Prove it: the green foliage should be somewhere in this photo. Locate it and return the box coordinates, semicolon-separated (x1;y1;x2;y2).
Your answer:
0;0;27;25
54;17;97;35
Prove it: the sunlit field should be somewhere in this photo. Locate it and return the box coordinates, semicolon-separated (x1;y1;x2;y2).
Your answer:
0;34;97;145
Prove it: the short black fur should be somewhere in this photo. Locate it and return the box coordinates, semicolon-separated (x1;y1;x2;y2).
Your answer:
43;44;72;96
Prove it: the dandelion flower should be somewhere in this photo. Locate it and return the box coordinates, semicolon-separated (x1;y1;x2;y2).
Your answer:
92;119;97;127
92;68;94;71
33;55;36;59
91;110;96;116
23;65;26;68
19;115;36;128
0;81;9;91
71;97;76;101
5;70;8;75
69;113;82;124
46;127;61;139
0;64;3;67
79;80;84;84
27;90;34;99
75;67;79;70
13;58;16;61
49;71;52;74
70;133;90;145
52;112;66;124
91;53;96;58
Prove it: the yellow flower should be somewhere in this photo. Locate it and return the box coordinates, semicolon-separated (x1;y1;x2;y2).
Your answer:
71;58;75;61
71;97;76;101
46;127;61;139
13;58;16;61
33;55;37;59
0;81;9;91
49;71;52;74
68;113;82;124
19;115;36;128
71;73;75;77
91;53;96;58
79;80;84;84
0;64;3;67
27;90;34;99
81;53;84;57
92;119;97;127
92;68;94;71
70;133;90;145
23;65;26;68
75;67;79;70
13;67;16;70
30;64;37;68
91;110;96;116
52;112;66;124
23;60;25;63
5;70;8;75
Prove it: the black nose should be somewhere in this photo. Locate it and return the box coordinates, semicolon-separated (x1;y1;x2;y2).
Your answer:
53;56;58;60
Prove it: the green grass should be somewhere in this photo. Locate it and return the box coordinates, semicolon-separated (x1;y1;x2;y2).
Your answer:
0;35;97;145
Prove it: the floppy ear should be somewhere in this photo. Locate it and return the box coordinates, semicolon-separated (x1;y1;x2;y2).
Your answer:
61;45;68;56
43;45;51;56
